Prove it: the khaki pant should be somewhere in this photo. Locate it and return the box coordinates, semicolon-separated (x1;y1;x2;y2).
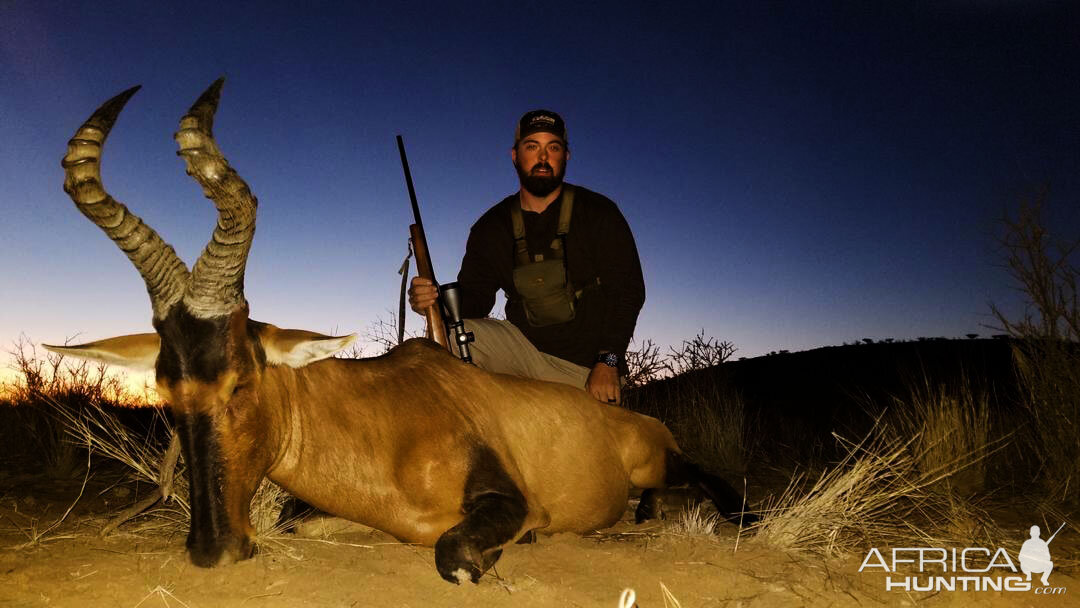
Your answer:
460;318;591;389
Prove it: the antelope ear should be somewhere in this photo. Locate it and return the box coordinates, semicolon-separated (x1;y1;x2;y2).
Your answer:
260;326;357;368
43;333;160;371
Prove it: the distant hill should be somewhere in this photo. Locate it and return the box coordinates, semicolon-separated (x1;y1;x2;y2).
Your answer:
627;338;1020;438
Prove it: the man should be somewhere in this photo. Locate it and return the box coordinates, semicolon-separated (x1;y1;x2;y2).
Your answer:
409;110;645;405
1019;525;1054;586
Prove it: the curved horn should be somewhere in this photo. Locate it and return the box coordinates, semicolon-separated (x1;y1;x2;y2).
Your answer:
175;78;258;318
62;85;191;321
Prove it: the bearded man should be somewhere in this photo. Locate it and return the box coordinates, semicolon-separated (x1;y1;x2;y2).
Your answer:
409;110;645;405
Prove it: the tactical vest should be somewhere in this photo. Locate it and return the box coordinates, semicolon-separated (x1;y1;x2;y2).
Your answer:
511;185;597;327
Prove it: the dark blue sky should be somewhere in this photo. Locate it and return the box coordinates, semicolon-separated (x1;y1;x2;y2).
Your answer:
2;1;1078;373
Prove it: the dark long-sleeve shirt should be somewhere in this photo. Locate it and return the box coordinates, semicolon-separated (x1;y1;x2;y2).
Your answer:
456;183;645;374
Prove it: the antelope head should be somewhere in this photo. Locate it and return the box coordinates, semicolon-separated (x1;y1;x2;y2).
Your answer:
47;81;355;566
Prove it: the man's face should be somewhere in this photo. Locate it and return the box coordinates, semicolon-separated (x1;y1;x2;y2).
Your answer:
512;132;569;197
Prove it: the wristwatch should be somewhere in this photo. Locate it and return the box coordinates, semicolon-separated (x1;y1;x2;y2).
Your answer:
596;352;620;368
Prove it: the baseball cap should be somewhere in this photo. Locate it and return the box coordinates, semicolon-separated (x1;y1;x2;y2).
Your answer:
514;109;567;145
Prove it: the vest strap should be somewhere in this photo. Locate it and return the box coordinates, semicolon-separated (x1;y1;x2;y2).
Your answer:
511;184;575;265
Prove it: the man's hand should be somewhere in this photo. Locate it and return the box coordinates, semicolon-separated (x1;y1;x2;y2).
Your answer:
586;363;621;405
408;277;439;315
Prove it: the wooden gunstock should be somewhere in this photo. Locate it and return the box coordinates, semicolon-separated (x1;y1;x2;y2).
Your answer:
410;223;450;351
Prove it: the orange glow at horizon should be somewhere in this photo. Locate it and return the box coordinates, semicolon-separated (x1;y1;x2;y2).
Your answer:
0;358;163;406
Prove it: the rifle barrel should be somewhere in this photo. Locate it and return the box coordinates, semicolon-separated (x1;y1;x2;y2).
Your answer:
397;135;425;233
1047;521;1067;545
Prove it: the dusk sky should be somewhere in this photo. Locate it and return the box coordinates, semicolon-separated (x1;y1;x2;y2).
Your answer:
2;1;1078;384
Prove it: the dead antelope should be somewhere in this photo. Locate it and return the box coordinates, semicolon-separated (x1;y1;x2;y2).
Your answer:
47;80;754;583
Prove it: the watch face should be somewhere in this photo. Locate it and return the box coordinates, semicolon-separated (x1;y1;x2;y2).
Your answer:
598;352;619;367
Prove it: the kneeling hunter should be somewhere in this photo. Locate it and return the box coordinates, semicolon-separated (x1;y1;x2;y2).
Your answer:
409;110;645;406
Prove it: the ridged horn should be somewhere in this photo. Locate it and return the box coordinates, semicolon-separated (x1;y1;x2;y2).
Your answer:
175;78;258;318
62;85;191;321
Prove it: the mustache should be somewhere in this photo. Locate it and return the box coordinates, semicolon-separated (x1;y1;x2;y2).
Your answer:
530;162;554;174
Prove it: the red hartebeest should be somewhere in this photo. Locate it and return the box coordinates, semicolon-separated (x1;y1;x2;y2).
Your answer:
46;81;754;583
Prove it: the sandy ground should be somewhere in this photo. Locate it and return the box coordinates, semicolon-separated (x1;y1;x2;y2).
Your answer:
1;470;1077;607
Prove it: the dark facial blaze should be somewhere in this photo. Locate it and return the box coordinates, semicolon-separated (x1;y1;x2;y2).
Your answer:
175;411;251;566
153;305;268;566
155;306;233;386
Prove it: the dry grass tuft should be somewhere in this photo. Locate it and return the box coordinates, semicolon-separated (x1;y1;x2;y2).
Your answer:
39;392;190;534
751;419;1004;556
664;503;721;538
659;581;684;608
674;383;746;476
250;480;291;535
752;426;917;556
886;374;997;495
133;585;191;608
43;393;289;538
53;397;179;498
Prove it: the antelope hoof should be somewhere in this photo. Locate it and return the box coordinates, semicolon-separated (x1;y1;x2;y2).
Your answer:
187;535;255;568
434;533;501;584
635;488;665;523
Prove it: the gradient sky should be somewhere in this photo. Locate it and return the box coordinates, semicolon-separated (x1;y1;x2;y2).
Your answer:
2;1;1078;384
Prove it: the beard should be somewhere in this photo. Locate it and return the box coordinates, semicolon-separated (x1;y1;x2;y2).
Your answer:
515;160;566;197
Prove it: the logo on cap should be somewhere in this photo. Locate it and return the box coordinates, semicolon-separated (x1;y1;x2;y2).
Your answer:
528;115;556;128
515;109;567;144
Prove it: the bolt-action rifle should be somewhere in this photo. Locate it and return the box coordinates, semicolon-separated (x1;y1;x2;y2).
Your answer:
396;135;474;361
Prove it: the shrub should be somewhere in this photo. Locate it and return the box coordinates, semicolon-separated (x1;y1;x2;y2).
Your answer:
991;187;1080;502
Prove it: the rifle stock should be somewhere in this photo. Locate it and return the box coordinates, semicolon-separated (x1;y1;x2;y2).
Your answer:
410;223;450;350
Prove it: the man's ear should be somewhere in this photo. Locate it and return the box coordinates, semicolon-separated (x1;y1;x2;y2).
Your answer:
43;333;160;371
259;325;357;368
511;145;518;166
